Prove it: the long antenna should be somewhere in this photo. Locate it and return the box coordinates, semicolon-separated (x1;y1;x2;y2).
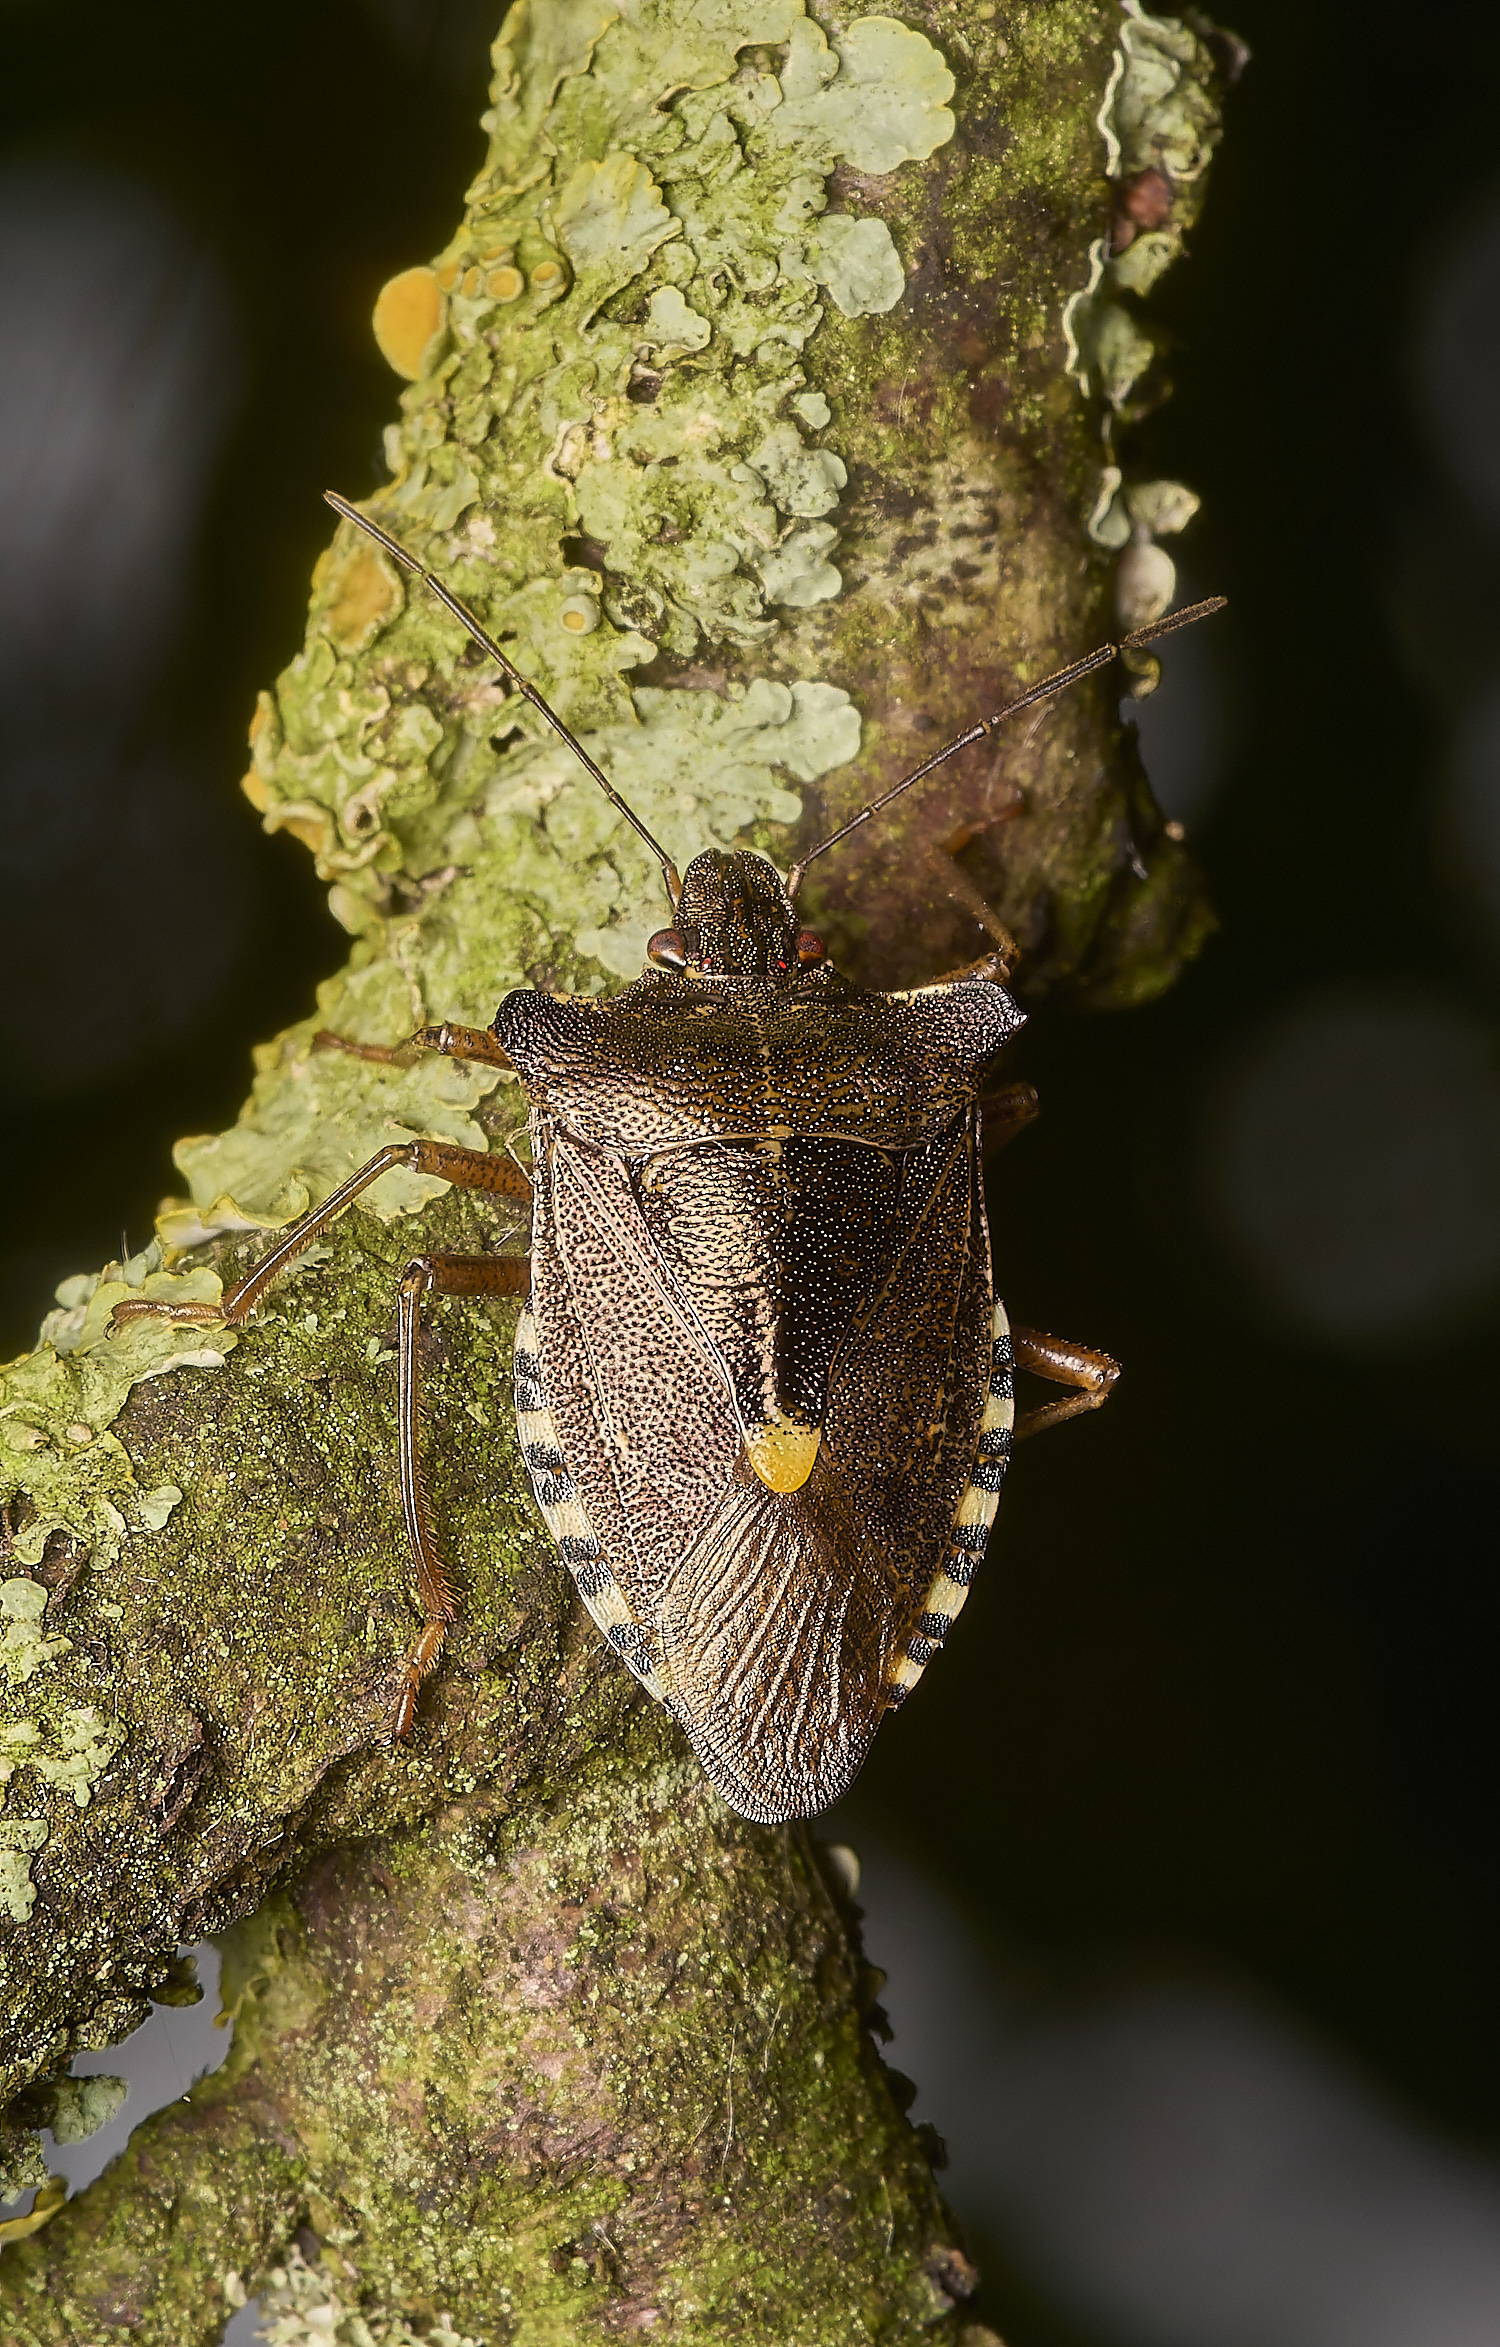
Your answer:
784;595;1227;899
323;492;683;908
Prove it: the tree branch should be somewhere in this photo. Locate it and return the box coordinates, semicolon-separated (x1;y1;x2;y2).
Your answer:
9;1736;977;2344
0;0;1235;2331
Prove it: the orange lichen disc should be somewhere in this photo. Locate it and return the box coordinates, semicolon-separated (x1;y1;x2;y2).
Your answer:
372;267;445;380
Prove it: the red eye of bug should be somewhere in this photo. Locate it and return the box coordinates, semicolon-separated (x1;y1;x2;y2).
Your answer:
796;929;827;965
647;928;689;971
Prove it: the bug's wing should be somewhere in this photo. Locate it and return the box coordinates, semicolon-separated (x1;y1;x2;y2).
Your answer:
821;1111;994;1609
530;1108;992;1822
658;1115;993;1824
658;1454;904;1823
532;1125;741;1615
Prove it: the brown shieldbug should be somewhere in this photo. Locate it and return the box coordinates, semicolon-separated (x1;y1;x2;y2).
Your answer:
116;493;1223;1823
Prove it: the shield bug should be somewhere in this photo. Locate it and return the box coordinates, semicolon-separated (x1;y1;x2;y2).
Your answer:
116;494;1223;1822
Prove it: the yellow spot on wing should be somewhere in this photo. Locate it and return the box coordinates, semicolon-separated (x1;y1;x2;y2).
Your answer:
745;1417;821;1494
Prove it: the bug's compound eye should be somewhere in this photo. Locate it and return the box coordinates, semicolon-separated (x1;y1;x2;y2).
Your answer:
647;928;689;972
796;929;827;966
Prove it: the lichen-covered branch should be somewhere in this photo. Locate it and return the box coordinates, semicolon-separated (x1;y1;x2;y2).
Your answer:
0;1;1235;2333
8;1733;978;2345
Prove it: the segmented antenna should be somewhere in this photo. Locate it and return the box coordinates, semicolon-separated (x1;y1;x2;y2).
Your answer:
323;492;683;909
784;595;1228;899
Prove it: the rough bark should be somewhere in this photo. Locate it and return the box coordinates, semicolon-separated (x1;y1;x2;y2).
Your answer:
10;1741;976;2345
0;2;1235;2336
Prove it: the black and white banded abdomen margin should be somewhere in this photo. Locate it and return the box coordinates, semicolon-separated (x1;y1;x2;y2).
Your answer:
512;1305;669;1705
883;1300;1014;1710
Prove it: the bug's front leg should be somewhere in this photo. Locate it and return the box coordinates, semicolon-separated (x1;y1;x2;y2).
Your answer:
109;1139;532;1336
314;1022;513;1070
927;837;1021;984
914;945;1017;989
392;1250;531;1737
1010;1326;1121;1438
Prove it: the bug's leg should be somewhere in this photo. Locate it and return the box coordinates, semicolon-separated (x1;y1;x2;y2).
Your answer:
314;1021;514;1071
923;846;1020;985
980;1081;1039;1154
110;1139;532;1335
1010;1326;1121;1439
889;867;1018;993
912;944;1016;989
392;1250;531;1737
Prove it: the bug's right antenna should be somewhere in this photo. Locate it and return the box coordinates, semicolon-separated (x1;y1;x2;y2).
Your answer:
784;594;1227;900
324;492;683;910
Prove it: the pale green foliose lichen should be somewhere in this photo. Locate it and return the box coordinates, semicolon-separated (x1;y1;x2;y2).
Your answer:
0;1577;122;1755
39;2074;128;2148
1063;2;1236;662
248;2242;483;2347
1088;470;1200;549
1101;0;1226;183
0;1579;70;1687
1087;462;1202;635
0;1820;48;1927
0;1245;235;1569
0;1577;124;1919
1065;5;1231;406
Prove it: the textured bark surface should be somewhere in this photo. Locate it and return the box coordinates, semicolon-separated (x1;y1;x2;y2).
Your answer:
0;0;1233;2334
8;1736;974;2346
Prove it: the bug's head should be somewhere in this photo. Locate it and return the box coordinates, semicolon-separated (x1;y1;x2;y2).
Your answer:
322;497;1225;1004
647;849;823;979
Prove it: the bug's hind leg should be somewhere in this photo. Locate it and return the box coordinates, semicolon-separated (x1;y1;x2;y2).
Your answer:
392;1251;531;1737
1010;1325;1121;1439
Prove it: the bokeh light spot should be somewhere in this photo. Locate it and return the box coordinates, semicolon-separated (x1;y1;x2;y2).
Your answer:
1207;991;1500;1343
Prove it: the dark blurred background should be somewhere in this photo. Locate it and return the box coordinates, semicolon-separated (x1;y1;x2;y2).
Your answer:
5;3;1500;2341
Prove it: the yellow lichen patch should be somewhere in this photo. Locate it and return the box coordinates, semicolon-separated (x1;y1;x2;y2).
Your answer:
262;799;337;859
372;265;445;380
488;263;524;301
318;541;403;655
745;1419;820;1494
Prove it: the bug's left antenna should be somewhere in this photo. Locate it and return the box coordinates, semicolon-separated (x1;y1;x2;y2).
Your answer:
784;595;1228;900
324;491;683;909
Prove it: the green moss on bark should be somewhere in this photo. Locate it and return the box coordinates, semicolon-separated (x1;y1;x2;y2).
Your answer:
7;1750;980;2344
